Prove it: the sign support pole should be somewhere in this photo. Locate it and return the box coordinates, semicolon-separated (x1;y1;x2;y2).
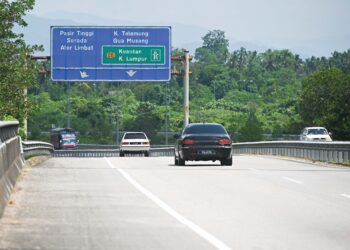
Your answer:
67;82;71;128
165;82;169;145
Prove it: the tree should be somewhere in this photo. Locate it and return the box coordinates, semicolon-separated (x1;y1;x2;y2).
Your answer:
237;111;263;142
195;30;229;64
300;69;350;140
0;0;41;129
129;102;162;143
329;50;350;73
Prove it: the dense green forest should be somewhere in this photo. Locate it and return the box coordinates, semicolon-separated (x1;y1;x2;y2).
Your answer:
1;1;350;144
26;30;350;144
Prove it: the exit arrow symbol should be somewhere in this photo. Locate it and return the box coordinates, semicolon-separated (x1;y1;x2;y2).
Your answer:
126;70;137;77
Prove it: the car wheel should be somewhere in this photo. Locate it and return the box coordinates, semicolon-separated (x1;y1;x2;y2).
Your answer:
220;157;232;166
120;151;124;157
174;156;179;166
144;151;149;157
225;157;233;166
179;156;185;166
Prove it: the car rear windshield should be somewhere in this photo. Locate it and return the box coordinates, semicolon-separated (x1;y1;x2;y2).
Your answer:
183;124;227;135
307;129;327;135
124;133;147;139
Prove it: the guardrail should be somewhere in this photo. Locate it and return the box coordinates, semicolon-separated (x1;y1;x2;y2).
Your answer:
18;140;350;165
0;121;19;143
53;147;174;157
232;141;350;164
77;144;176;150
52;142;350;164
22;141;54;159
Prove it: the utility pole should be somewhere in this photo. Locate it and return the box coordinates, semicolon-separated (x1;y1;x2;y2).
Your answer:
183;50;190;127
115;110;122;145
29;55;51;135
171;51;192;128
116;113;119;145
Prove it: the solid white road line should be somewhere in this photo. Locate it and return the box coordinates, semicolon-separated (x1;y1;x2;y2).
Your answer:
340;194;350;199
282;177;303;184
104;158;232;250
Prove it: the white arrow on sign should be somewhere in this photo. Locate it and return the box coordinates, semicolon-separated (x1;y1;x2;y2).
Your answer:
126;70;137;77
80;71;89;78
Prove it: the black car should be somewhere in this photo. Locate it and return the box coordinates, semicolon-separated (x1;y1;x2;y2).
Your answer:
174;123;233;166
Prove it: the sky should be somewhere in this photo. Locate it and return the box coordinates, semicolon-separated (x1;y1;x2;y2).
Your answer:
29;0;350;57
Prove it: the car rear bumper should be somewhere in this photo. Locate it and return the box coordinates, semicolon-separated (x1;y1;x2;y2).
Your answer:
63;144;77;149
180;145;232;161
120;145;150;153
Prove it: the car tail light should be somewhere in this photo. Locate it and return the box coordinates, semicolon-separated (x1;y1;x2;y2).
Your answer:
143;141;149;145
218;138;231;145
122;142;129;145
183;139;195;145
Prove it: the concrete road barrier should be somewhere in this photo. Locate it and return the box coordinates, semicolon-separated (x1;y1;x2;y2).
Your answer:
0;121;24;218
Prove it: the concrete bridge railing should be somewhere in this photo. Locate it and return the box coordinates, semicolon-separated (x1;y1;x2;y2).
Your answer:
22;140;53;159
0;121;24;217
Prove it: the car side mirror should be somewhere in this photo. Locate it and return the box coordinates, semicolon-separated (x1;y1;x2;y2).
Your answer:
329;132;332;136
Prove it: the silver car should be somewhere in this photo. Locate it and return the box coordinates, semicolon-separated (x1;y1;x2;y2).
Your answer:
300;127;332;141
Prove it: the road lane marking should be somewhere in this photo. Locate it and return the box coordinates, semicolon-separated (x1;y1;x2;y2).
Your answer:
282;177;303;184
340;194;350;199
104;158;232;250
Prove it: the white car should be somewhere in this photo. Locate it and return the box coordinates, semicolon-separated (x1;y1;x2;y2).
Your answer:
119;132;151;157
300;127;332;142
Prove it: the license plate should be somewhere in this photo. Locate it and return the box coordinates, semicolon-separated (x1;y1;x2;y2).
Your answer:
199;150;214;155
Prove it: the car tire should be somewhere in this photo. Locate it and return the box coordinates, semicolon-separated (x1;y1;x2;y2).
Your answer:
174;156;179;166
144;151;149;157
179;156;185;166
225;157;233;166
221;157;232;166
120;151;124;157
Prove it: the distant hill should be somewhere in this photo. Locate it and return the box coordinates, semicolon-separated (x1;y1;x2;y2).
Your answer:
17;13;272;56
17;12;350;58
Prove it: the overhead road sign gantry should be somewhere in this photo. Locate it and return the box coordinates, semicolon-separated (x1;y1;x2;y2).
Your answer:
51;26;171;82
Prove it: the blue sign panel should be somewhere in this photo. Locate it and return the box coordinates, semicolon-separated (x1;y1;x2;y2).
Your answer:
51;26;171;81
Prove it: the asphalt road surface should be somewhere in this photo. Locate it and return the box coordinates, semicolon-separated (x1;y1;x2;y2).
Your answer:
1;156;350;250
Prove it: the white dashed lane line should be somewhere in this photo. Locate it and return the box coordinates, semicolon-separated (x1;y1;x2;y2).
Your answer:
282;177;303;184
340;194;350;199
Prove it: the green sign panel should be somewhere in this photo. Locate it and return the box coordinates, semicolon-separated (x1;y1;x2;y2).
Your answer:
102;46;165;65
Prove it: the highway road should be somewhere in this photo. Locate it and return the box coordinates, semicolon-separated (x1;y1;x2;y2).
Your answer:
1;156;350;250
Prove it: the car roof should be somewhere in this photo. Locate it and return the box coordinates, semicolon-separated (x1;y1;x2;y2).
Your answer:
186;122;223;127
124;132;146;134
304;127;327;129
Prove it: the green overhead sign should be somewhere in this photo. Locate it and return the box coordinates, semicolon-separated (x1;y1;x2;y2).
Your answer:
102;46;165;65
